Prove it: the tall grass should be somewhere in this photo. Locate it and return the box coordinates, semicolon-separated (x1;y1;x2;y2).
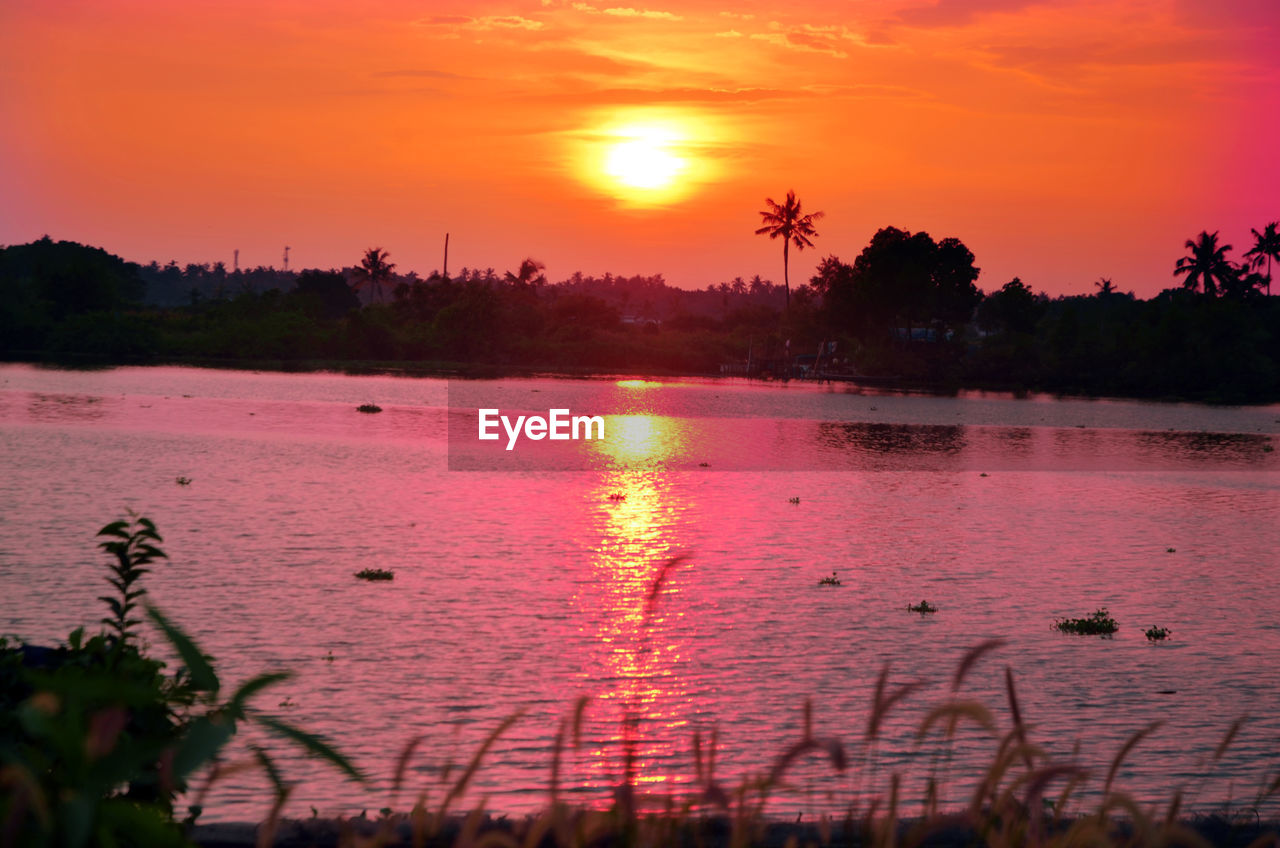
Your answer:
238;559;1280;848
246;648;1280;848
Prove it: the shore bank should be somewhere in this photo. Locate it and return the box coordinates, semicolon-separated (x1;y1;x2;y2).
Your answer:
191;812;1280;848
5;353;1279;406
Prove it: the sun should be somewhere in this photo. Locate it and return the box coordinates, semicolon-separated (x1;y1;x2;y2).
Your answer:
603;129;685;191
576;112;715;207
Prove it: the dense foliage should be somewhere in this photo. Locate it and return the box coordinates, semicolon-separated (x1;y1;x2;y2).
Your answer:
1;231;1277;402
0;517;361;847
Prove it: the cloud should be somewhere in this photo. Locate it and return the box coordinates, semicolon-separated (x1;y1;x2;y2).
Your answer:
603;7;683;20
893;0;1044;28
476;15;545;30
372;68;466;80
569;3;683;21
415;14;544;31
522;85;811;107
748;23;863;58
715;29;742;38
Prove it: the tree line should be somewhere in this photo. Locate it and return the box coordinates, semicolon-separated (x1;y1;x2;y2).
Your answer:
1;226;1277;402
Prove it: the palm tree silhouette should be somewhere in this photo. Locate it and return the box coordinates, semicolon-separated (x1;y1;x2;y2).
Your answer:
1244;222;1280;297
352;247;396;303
1174;231;1234;297
755;190;823;308
1093;277;1116;297
504;258;547;290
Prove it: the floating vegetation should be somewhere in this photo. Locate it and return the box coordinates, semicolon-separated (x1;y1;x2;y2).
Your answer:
1145;625;1171;642
698;461;710;467
907;600;938;614
356;403;382;413
980;472;989;477
788;496;800;504
354;568;394;581
1264;444;1275;453
818;571;841;586
1055;607;1118;636
607;493;626;501
175;476;192;486
1166;547;1177;553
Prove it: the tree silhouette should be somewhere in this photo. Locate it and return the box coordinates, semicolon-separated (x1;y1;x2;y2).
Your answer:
352;247;396;303
1244;222;1280;297
755;190;823;308
1174;231;1234;297
1093;277;1116;297
504;257;547;290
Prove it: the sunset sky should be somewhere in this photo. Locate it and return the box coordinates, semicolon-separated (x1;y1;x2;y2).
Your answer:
2;0;1277;297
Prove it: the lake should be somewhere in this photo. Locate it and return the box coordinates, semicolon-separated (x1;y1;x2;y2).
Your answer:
1;363;1278;823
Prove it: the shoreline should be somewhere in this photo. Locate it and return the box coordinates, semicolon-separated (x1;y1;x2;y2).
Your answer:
5;353;1279;408
189;811;1280;847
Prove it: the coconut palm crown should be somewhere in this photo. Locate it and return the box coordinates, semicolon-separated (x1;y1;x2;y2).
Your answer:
1173;231;1234;297
1244;222;1280;297
755;190;823;308
352;247;396;303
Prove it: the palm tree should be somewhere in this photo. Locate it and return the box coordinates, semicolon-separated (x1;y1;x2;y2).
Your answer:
1174;231;1234;297
755;190;823;308
352;247;396;303
1093;277;1116;297
1244;222;1280;297
504;258;546;290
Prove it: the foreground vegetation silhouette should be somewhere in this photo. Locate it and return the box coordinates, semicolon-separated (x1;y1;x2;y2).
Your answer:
0;516;362;847
1;225;1277;401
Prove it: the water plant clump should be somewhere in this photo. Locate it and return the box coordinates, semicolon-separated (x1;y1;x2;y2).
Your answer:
357;403;382;413
907;599;938;614
788;496;800;504
818;571;841;586
175;476;192;485
1055;607;1119;636
1146;625;1171;642
355;567;395;581
607;492;626;501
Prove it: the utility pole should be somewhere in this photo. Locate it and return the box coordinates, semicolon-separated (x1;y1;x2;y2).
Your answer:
233;249;239;273
283;246;291;272
443;233;449;280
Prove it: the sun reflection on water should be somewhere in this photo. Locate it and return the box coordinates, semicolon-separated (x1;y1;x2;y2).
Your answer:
590;414;688;467
569;469;701;804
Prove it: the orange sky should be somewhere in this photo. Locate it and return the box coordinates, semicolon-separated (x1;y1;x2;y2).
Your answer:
1;0;1277;296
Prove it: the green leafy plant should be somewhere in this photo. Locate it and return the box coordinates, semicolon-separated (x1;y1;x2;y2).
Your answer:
356;403;382;413
355;568;395;581
818;571;841;586
96;517;166;645
907;600;938;614
1055;607;1119;636
0;516;365;848
1145;625;1171;642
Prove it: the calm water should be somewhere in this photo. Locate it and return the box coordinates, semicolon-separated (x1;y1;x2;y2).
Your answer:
2;363;1279;822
